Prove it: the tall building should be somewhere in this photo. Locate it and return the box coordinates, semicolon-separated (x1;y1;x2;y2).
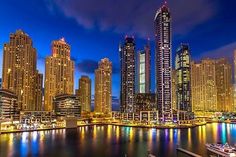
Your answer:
120;37;136;113
215;58;233;112
77;76;91;113
135;93;156;112
35;71;43;111
154;3;172;122
171;70;177;110
44;38;74;111
191;59;217;113
137;41;151;93
175;44;193;120
2;30;40;111
234;50;236;111
94;58;112;114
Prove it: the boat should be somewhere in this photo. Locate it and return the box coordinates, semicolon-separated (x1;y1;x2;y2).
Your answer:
206;143;236;157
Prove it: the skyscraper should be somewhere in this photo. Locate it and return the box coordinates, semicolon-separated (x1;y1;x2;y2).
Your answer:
35;71;43;111
94;58;112;114
44;38;74;111
175;44;193;120
171;70;177;110
215;58;233;112
234;50;236;111
120;37;136;113
154;3;172;122
191;59;217;113
137;41;151;93
77;76;91;113
2;30;40;110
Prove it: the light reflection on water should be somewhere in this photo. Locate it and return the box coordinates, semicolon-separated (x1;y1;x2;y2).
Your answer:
1;123;236;157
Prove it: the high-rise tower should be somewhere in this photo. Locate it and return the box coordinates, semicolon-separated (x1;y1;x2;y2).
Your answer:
215;58;233;112
44;38;74;111
77;75;91;113
137;41;151;93
120;37;136;113
191;59;217;113
94;58;112;114
233;50;236;111
2;30;41;110
154;3;172;122
175;44;193;120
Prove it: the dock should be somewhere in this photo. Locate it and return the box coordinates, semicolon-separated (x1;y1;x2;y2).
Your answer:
176;148;202;157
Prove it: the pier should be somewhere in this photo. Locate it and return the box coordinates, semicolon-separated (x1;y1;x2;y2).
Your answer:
177;148;202;157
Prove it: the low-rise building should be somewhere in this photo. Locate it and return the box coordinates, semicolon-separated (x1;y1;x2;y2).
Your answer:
53;94;81;119
0;89;19;121
20;111;53;124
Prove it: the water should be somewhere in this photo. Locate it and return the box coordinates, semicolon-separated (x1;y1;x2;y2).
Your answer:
1;123;236;157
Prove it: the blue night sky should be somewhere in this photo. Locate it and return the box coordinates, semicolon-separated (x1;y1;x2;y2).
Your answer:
1;0;236;109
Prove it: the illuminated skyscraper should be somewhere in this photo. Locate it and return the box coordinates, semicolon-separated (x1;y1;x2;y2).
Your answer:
154;2;172;122
215;58;233;112
175;44;193;120
234;50;236;111
137;41;151;93
77;76;91;113
2;30;40;110
35;71;43;111
191;59;217;113
171;70;177;110
120;37;135;113
44;38;74;111
94;58;112;114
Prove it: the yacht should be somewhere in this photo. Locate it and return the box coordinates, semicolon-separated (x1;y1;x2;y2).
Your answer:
206;143;236;157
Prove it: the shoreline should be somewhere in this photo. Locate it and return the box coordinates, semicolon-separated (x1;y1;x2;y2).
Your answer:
0;122;208;134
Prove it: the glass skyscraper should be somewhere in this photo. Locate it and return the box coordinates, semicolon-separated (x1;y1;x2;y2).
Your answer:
120;37;136;113
154;3;172;122
137;41;151;93
175;44;193;120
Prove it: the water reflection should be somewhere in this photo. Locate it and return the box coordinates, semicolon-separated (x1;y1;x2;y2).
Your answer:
1;123;236;157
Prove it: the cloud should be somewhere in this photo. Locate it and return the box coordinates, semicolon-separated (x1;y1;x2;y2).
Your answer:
49;0;217;38
200;41;236;61
77;59;120;74
77;59;98;74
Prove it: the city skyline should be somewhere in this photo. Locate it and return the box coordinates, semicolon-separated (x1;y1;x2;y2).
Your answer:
1;0;236;103
1;1;236;157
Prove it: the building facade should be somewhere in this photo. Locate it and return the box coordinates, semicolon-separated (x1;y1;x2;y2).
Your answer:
171;70;177;110
2;30;41;111
175;44;193;120
154;3;172;122
44;38;74;111
35;71;43;111
120;37;136;113
0;89;19;120
94;58;112;114
77;76;91;113
215;58;233;112
137;41;151;93
191;59;217;113
233;50;236;111
53;94;81;118
135;93;156;112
